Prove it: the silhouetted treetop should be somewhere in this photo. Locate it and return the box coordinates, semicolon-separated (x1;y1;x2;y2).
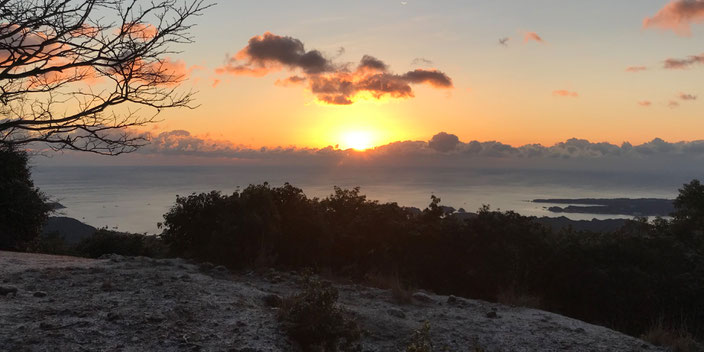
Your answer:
0;0;212;155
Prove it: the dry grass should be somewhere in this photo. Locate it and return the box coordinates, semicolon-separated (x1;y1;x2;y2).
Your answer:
496;287;542;309
364;272;413;305
641;324;701;352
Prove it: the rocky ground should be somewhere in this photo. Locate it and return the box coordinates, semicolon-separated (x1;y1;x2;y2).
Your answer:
0;251;666;352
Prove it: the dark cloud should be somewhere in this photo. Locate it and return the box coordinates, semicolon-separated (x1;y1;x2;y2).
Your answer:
217;32;453;104
358;55;388;72
234;32;332;74
428;132;460;152
663;53;704;69
402;69;453;87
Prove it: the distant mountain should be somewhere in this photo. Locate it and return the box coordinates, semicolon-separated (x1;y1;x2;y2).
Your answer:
41;217;96;245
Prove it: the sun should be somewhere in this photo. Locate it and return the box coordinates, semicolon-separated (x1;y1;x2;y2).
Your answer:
341;131;374;151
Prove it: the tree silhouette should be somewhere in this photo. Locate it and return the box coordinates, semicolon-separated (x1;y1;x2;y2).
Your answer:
0;0;211;155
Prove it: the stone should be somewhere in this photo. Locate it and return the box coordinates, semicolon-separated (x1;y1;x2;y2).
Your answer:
0;286;18;296
486;311;498;319
33;291;47;298
262;294;283;307
387;308;406;319
412;292;434;303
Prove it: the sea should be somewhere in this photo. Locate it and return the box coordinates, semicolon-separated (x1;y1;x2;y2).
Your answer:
32;165;687;234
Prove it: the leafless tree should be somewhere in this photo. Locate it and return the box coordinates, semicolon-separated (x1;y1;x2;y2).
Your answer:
0;0;212;155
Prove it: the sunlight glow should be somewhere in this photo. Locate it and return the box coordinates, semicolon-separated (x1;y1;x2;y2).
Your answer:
341;131;375;151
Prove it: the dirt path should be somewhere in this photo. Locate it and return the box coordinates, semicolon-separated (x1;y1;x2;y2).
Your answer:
0;251;664;351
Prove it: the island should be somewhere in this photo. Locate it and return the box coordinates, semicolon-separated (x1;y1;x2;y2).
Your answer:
533;198;674;217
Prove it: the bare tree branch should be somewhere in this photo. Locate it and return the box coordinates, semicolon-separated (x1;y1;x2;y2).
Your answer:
0;0;213;155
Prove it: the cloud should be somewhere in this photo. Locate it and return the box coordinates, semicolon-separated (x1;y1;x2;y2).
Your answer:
626;66;648;73
663;53;704;69
216;32;453;105
428;132;460;152
679;93;698;100
638;100;652;107
499;37;510;46
122;130;704;179
668;100;680;108
643;0;704;36
358;55;389;71
523;32;545;43
411;58;434;67
275;75;307;87
553;90;578;98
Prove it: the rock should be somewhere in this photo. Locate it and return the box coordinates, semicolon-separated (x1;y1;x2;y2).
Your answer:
412;292;434;303
33;291;47;298
486;311;498;319
100;281;113;292
387;308;406;319
0;286;18;296
262;294;283;308
213;265;228;274
199;262;215;272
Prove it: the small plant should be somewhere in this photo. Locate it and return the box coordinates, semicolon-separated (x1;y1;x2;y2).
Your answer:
405;322;433;352
278;276;361;351
364;272;413;305
642;324;700;352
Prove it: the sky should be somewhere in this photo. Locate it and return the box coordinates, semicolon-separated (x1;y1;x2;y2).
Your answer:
133;0;704;151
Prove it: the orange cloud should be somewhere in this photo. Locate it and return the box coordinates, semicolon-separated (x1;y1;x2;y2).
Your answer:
638;101;652;107
120;22;158;40
523;32;545;43
625;66;648;73
553;90;578;98
644;0;704;36
679;93;697;100
217;32;453;105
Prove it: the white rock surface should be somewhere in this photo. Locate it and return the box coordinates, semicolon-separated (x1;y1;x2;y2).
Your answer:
0;251;665;351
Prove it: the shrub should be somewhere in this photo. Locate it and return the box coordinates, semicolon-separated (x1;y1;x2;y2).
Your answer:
75;229;167;258
0;145;49;251
405;322;433;352
278;276;361;351
161;181;704;343
642;324;701;352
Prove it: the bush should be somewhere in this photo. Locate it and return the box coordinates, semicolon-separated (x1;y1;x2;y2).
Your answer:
278;276;361;351
161;181;704;343
0;145;49;251
75;229;167;258
405;322;433;352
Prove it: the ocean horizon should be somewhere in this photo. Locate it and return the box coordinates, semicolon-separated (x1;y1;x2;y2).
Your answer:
32;164;686;234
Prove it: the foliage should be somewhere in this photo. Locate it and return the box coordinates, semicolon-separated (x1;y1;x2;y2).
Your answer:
405;322;433;352
278;276;361;351
160;180;704;342
0;145;49;251
75;229;167;258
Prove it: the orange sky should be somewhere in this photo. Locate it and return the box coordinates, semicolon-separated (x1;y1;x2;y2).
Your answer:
132;1;704;150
